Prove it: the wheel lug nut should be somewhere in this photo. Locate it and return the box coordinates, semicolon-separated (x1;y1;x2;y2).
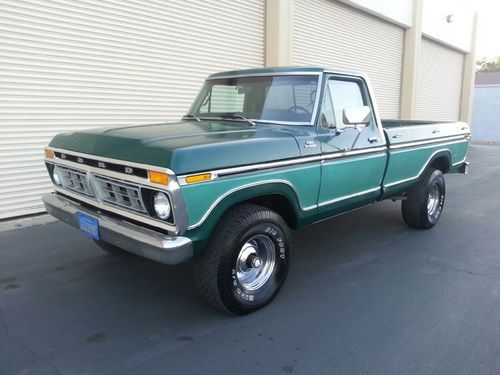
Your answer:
246;254;262;268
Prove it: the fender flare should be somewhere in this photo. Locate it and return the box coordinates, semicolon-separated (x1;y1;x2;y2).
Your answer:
188;180;307;231
423;149;452;175
186;180;312;253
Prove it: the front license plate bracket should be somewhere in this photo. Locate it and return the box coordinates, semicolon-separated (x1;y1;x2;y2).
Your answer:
76;212;100;240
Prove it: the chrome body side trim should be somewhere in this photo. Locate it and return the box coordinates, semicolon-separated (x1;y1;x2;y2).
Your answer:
383;145;463;189
187;179;316;231
178;146;387;185
42;193;193;265
318;186;381;207
179;156;321;185
388;135;470;150
318;187;381;207
321;147;387;162
188;180;382;230
382;122;470;132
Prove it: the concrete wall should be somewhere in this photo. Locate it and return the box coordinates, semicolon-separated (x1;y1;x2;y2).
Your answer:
471;85;500;142
421;0;474;53
340;0;475;53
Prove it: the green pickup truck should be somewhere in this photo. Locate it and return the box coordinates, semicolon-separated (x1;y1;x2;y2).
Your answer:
42;67;470;314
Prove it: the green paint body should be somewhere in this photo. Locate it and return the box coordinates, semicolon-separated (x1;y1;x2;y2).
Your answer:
48;67;471;258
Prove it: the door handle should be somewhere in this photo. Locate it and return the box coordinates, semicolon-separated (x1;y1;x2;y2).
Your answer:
368;137;379;143
392;133;402;139
432;129;440;134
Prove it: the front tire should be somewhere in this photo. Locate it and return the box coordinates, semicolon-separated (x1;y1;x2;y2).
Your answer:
194;204;291;315
402;168;446;229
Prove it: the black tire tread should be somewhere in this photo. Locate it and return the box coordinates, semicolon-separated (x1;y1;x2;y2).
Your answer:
402;168;442;229
193;203;290;314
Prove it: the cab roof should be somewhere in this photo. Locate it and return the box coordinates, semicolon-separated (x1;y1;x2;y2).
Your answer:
207;66;366;80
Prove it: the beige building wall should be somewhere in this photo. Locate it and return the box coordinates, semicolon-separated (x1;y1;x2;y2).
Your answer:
266;0;478;122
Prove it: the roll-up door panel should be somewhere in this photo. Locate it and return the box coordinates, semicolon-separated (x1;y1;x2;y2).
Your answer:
293;0;404;119
416;38;464;121
0;0;265;219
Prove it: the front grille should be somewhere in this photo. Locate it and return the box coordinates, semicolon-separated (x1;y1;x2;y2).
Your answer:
47;159;174;224
93;175;147;213
55;165;93;196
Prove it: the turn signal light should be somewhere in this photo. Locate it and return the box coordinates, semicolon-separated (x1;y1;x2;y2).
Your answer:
148;170;169;185
44;149;55;159
185;173;212;184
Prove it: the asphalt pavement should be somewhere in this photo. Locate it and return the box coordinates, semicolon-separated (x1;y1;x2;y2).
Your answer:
1;144;500;375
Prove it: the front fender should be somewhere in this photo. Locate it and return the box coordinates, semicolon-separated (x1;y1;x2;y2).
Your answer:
184;181;317;256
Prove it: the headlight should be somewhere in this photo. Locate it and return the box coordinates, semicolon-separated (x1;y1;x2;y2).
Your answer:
153;192;171;220
53;167;61;185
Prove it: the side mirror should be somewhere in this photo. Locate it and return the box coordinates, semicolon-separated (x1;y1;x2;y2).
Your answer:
337;106;372;132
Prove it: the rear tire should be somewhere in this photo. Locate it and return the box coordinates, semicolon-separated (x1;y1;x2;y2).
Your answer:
402;168;446;229
93;240;135;257
194;204;291;315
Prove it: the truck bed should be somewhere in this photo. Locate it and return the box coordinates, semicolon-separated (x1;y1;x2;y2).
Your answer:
381;119;469;147
381;119;449;128
380;119;470;198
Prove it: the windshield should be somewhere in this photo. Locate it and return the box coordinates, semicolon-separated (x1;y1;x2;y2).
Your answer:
188;75;320;124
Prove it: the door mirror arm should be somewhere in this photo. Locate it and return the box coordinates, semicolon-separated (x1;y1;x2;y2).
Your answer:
336;106;372;150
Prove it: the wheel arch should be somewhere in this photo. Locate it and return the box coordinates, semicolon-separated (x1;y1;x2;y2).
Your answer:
428;150;452;174
382;148;452;200
186;181;314;254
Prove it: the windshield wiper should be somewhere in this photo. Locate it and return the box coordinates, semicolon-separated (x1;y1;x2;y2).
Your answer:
182;113;201;122
219;114;256;126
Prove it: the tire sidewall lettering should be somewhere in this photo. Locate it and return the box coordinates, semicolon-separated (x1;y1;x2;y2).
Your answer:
229;222;289;305
427;173;445;223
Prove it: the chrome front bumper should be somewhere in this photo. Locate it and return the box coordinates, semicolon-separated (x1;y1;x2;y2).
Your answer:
42;193;193;265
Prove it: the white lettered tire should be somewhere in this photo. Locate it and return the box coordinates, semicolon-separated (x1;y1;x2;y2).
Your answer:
194;204;291;315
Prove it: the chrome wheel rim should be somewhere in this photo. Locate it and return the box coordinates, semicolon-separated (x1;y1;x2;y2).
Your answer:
236;234;276;291
427;184;441;217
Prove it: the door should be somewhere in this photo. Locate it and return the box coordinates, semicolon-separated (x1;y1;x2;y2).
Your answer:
317;75;387;217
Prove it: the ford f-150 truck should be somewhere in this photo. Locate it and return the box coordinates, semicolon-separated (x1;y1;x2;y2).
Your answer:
42;67;470;314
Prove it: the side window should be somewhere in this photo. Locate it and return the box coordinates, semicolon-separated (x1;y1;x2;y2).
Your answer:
326;79;367;128
320;84;335;128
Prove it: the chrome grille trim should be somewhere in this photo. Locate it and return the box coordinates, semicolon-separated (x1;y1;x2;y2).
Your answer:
45;149;189;235
93;175;147;214
54;165;93;196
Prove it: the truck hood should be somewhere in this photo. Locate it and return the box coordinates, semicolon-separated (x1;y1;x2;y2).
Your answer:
49;120;303;174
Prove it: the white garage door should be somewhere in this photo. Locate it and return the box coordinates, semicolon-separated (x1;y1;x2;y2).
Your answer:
0;0;265;219
416;38;464;121
293;0;404;119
